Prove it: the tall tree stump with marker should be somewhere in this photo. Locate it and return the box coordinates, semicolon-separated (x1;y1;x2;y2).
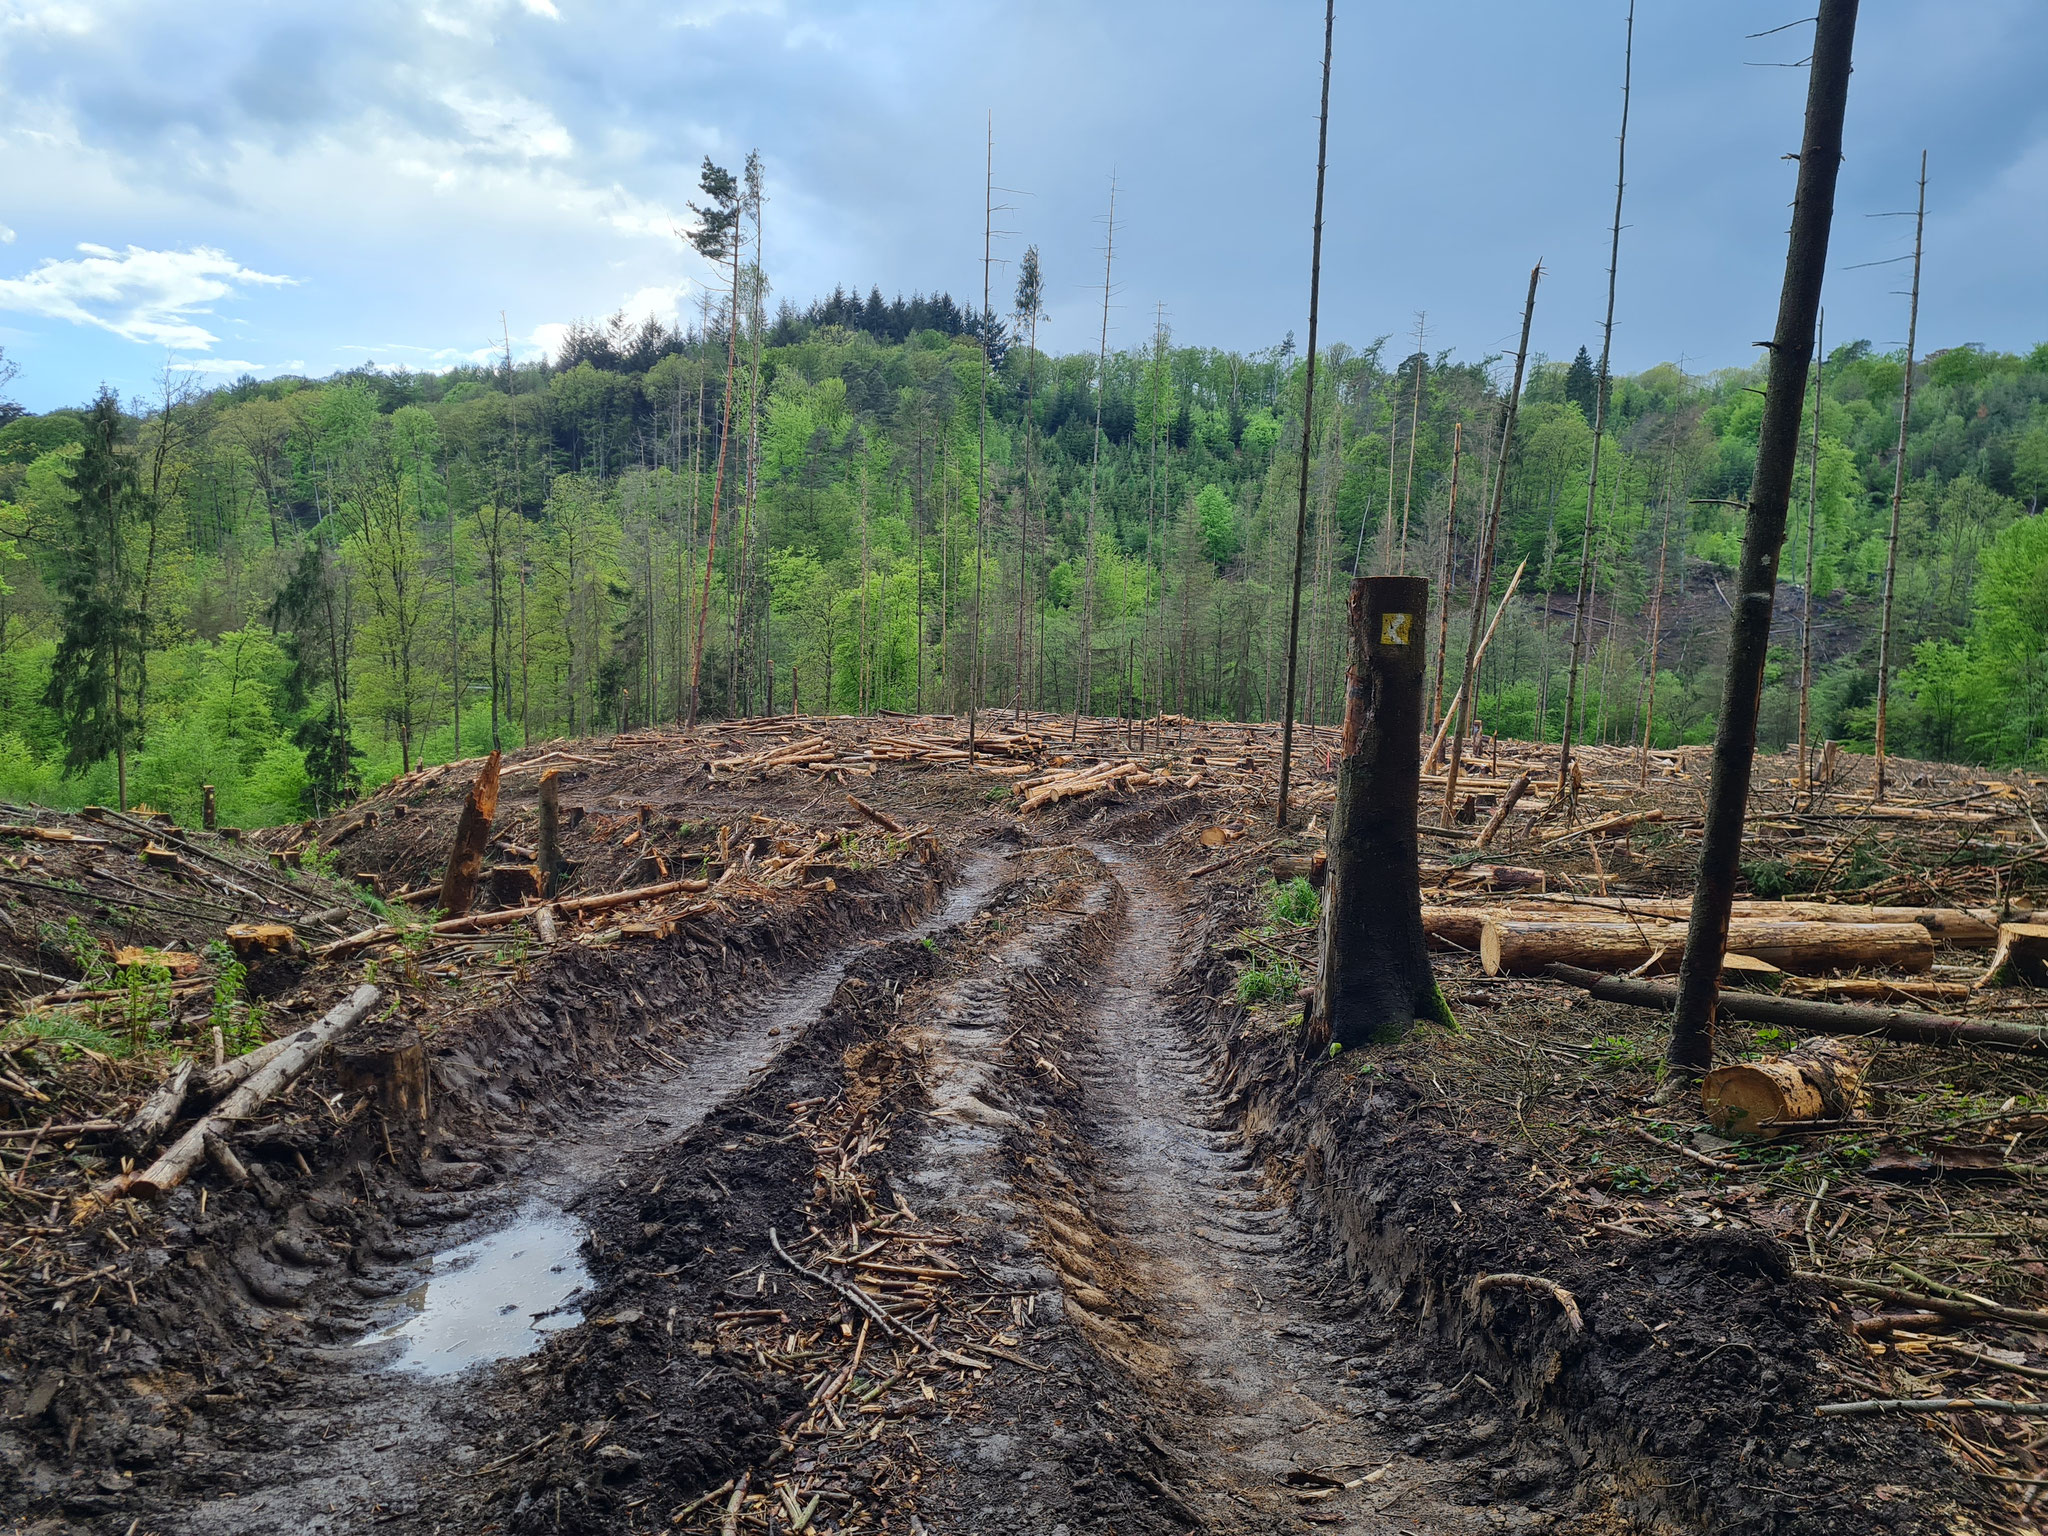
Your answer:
1312;575;1452;1052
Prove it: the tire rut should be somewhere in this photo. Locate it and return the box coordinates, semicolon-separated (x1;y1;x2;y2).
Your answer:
170;856;1004;1536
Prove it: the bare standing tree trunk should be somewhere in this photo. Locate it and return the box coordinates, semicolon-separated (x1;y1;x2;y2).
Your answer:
1276;0;1335;827
1638;480;1674;786
1071;176;1117;738
1559;0;1635;790
969;115;994;755
1873;151;1926;802
1430;421;1464;730
1395;315;1426;574
1670;0;1859;1080
687;168;744;728
1797;308;1826;800
1443;263;1542;824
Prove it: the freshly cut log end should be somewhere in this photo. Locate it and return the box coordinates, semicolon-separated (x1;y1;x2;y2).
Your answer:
1480;918;1932;978
1983;923;2048;987
1702;1036;1869;1134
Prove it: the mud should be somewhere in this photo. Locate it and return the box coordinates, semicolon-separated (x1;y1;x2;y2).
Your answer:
2;751;2001;1536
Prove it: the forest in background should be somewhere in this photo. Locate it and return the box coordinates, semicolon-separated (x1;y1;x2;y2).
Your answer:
1;244;2046;830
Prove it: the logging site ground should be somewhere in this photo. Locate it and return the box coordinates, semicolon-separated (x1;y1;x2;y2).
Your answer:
3;713;2048;1536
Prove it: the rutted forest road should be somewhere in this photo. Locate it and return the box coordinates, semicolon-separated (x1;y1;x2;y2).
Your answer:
146;832;1590;1536
9;728;1992;1536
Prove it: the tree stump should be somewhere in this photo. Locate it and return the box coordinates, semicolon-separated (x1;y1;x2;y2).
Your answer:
224;922;297;962
336;1031;431;1129
488;864;542;905
1313;576;1451;1050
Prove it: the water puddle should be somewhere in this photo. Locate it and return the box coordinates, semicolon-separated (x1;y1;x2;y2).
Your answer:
362;1206;590;1376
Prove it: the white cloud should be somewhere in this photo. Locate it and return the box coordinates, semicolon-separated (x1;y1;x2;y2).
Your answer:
168;356;267;374
0;224;13;243
0;243;292;349
531;320;572;360
439;85;573;160
618;282;688;327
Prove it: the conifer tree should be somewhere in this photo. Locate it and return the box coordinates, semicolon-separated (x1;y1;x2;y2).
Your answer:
43;387;139;807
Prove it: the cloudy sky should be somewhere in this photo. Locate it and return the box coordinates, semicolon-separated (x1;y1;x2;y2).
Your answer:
0;0;2041;411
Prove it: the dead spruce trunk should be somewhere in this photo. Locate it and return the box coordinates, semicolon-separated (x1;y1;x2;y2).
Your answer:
1314;575;1449;1049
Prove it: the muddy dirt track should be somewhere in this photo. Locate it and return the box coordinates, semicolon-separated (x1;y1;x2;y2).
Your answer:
4;750;1998;1536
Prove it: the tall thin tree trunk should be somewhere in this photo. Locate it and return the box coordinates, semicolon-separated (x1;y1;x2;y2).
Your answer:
1395;315;1426;574
687;233;743;727
1797;308;1825;799
1443;263;1542;824
1430;421;1464;730
970;115;993;757
1638;483;1674;785
1873;151;1926;802
1276;0;1335;825
1670;0;1858;1079
1558;0;1636;790
1072;176;1117;738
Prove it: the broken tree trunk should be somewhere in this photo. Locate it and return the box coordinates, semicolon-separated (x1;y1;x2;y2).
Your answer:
1703;1035;1870;1134
536;767;564;900
1473;771;1530;851
1547;963;2048;1052
1314;576;1449;1050
1670;0;1858;1078
1483;917;1931;977
437;748;502;917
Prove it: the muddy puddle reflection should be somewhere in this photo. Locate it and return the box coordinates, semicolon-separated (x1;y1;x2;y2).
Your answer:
362;1206;590;1376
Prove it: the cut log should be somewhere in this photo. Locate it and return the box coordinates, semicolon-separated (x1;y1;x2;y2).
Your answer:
114;946;201;977
124;984;382;1202
1270;853;1328;887
1544;963;2048;1052
197;1031;295;1098
436;748;502;917
1703;1036;1871;1134
122;1059;192;1157
1483;917;1931;977
1543;898;1998;949
224;922;296;962
202;1130;249;1187
531;904;558;943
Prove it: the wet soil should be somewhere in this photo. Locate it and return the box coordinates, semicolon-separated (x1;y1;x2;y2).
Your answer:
4;745;2006;1536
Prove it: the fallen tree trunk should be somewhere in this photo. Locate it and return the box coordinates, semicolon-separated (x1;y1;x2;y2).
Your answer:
1703;1035;1870;1133
77;984;384;1217
1542;897;1999;948
437;749;502;917
1486;917;1931;976
1545;963;2048;1051
122;1059;191;1156
845;794;907;835
312;875;713;955
196;1029;298;1098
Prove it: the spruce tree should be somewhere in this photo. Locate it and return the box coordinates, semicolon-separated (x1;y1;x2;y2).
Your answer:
43;386;138;804
1563;345;1598;419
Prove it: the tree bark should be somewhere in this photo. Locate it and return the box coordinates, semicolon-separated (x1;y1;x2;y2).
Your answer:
437;748;502;918
1275;0;1335;828
1550;962;2048;1052
1313;576;1448;1050
1703;1035;1869;1133
1670;0;1859;1078
536;766;564;899
1872;152;1927;802
1485;916;1930;977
